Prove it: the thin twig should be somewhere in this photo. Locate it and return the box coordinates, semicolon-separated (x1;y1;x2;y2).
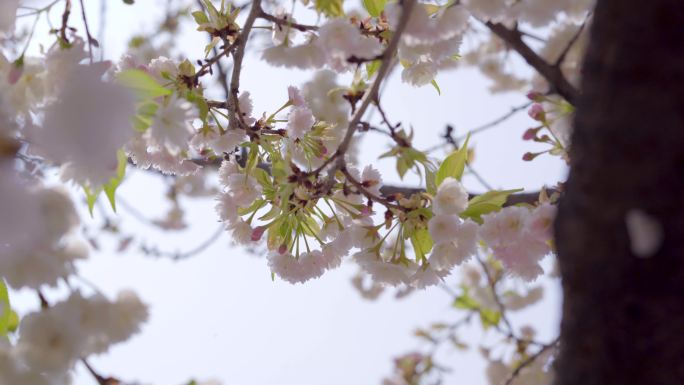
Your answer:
486;22;580;105
78;0;94;63
227;0;262;129
59;0;72;45
503;338;560;385
321;0;417;192
258;9;318;32
195;0;231;97
553;14;591;67
425;102;532;154
475;253;516;339
341;168;403;210
150;225;225;260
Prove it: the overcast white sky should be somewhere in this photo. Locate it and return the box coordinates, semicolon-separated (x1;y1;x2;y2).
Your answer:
13;1;566;384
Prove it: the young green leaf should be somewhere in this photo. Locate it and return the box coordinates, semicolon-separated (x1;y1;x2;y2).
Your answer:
479;308;502;330
430;79;441;95
117;69;172;100
459;188;524;223
82;184;102;217
103;150;129;212
0;280;14;336
315;0;345;17
410;228;433;262
435;133;470;185
363;0;386;17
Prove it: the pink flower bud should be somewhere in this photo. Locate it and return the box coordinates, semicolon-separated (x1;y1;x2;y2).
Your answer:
522;128;537;141
278;244;288;255
522;152;536;161
526;91;543;101
528;103;545;122
251;226;266;242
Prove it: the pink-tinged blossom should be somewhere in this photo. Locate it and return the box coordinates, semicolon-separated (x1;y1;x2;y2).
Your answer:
433;177;469;215
428;214;463;245
410;265;448;289
237;92;256;126
271;11;297;46
148;96;196;153
29;64;135;186
215;192;238;224
317;18;382;72
401;61;438;87
229;220;253;245
361;165;383;196
528;203;557;243
268;251;327;284
262;40;326;70
225;173;262;207
480;206;553;281
211;129;246;154
287;106;315;140
428;219;478;269
302;70;350;125
147;56;178;83
217;159;239;187
287;85;306;107
387;4;468;45
354;251;416;287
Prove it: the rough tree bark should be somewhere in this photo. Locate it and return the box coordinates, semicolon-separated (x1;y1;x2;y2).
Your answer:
554;1;684;384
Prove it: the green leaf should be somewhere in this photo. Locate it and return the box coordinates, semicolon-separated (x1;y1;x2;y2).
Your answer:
362;0;386;17
430;79;441;95
365;60;381;79
435;133;470;186
410;228;433;262
453;290;479;310
479;308;501;330
117;69;172;100
82;184;101;217
0;280;14;336
103;150;128;212
459;188;524;224
315;0;344;17
123;0;135;4
424;166;437;195
192;11;209;25
6;310;18;333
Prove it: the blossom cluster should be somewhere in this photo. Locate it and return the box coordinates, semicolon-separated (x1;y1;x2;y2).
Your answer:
0;0;578;383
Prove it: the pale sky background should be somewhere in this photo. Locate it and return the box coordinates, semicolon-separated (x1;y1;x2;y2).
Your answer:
12;1;567;384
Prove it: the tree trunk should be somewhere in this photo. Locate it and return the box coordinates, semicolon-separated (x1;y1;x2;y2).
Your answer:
554;1;684;384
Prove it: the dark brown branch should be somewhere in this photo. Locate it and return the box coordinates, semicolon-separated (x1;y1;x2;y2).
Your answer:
379;185;551;206
258;10;319;32
486;22;580;105
318;0;417;190
59;0;72;45
227;0;262;129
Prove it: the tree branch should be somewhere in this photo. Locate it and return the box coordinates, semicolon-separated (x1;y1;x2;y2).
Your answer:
319;0;417;191
554;15;590;67
257;9;319;32
504;338;560;385
486;22;580;105
227;0;262;129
